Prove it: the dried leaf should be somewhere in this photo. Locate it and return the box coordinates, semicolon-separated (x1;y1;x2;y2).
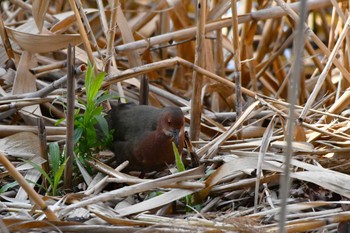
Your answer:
6;27;81;53
32;0;50;33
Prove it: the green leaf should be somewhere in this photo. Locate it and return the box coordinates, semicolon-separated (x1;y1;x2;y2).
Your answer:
95;114;109;136
95;93;117;105
173;142;185;172
74;128;83;143
52;157;68;196
55;118;65;126
0;181;18;194
85;64;106;104
85;62;94;102
73;63;113;163
49;142;60;173
23;159;53;188
172;142;192;209
26;179;46;191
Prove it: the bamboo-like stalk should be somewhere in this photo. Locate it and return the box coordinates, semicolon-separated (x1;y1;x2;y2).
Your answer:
64;44;75;192
96;0;109;37
0;125;66;137
30;61;66;75
190;0;206;141
68;0;96;68
104;0;119;73
74;0;102;59
213;0;224;78
0;97;56;111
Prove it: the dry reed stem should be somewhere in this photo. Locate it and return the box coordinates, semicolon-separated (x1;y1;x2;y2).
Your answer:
300;14;350;120
60;166;205;215
115;0;333;53
64;44;75;191
2;1;350;231
0;151;59;221
231;0;242;140
104;57;256;98
190;0;206;140
68;0;96;67
37;118;49;190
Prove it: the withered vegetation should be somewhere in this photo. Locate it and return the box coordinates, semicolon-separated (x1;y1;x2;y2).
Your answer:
1;0;350;232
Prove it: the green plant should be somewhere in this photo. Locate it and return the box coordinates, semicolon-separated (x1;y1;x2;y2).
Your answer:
172;142;193;210
25;142;67;196
74;63;114;162
173;142;185;172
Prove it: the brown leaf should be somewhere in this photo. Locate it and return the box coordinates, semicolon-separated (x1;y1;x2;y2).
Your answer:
6;27;81;53
32;0;50;33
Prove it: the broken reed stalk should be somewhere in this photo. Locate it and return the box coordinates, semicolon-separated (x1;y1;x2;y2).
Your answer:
37;118;49;190
30;61;66;75
104;0;119;73
231;0;242;140
74;0;102;59
64;44;75;192
0;151;59;221
96;0;109;36
0;97;56;111
68;0;96;68
212;1;225;78
190;0;206;141
0;125;66;137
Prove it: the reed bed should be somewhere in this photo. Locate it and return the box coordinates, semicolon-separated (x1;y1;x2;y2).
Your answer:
1;0;350;232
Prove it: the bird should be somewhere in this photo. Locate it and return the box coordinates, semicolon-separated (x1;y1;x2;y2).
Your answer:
106;102;185;172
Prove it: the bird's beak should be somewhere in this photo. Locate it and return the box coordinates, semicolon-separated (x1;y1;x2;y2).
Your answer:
172;129;180;147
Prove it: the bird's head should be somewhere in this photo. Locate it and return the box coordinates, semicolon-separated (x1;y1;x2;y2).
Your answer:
159;107;185;147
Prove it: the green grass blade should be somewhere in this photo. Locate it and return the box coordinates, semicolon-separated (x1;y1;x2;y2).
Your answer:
23;159;53;188
172;142;185;172
52;157;68;196
49;142;60;174
0;181;18;194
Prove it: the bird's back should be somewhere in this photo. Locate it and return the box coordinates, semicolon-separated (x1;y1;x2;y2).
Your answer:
107;103;161;141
